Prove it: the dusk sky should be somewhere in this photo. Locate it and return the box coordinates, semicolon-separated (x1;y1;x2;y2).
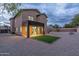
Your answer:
1;3;79;26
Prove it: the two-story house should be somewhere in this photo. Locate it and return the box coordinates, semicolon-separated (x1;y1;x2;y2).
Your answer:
10;9;48;38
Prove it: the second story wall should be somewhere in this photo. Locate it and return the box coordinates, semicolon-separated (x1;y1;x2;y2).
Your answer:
15;13;22;28
14;13;22;34
22;10;40;22
37;15;47;24
37;15;48;33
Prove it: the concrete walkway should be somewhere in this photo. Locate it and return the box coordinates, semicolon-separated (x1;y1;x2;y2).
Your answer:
0;33;79;56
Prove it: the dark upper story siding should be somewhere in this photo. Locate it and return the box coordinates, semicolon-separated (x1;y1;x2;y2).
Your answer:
9;9;48;27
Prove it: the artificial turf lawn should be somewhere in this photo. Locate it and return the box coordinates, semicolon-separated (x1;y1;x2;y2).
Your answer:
32;35;60;44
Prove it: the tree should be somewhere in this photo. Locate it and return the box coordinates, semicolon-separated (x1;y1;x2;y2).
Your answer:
70;14;79;27
53;24;60;32
64;24;75;28
0;3;21;16
53;24;59;28
63;14;79;28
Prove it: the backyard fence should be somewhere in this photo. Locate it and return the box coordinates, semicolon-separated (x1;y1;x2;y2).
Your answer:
52;28;77;32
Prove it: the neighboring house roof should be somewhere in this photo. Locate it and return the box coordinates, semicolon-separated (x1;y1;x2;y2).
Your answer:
0;26;10;30
9;17;14;20
36;13;48;18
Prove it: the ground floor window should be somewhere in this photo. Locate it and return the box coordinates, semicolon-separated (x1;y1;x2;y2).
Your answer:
21;24;27;38
21;21;44;38
20;26;22;32
15;27;18;33
29;25;44;37
20;26;27;33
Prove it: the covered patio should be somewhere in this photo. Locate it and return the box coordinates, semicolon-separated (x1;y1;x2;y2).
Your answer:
21;20;45;38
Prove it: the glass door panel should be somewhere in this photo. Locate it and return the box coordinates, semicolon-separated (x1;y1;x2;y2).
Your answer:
30;25;44;37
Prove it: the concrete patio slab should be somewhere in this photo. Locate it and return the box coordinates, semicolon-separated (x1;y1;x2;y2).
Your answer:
0;33;79;56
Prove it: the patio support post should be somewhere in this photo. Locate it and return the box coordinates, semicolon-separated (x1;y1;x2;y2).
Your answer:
43;25;45;35
27;21;30;38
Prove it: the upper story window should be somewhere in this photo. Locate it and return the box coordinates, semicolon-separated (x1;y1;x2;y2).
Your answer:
28;16;34;21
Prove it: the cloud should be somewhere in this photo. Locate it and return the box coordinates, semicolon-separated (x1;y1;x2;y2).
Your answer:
1;3;79;27
21;3;79;26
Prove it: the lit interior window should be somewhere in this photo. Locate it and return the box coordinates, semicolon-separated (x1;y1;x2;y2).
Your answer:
16;27;18;32
20;26;22;32
28;16;34;21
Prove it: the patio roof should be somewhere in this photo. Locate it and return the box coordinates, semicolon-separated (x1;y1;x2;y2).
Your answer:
23;20;44;26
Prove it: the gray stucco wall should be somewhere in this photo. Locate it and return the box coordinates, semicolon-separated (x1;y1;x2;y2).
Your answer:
37;15;48;34
10;18;15;33
15;13;22;35
13;10;47;35
22;11;40;21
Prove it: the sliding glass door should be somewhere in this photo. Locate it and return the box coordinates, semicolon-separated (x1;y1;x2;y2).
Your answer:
29;25;44;37
21;24;27;38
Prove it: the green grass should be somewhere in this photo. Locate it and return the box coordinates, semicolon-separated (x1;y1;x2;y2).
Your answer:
31;35;60;44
